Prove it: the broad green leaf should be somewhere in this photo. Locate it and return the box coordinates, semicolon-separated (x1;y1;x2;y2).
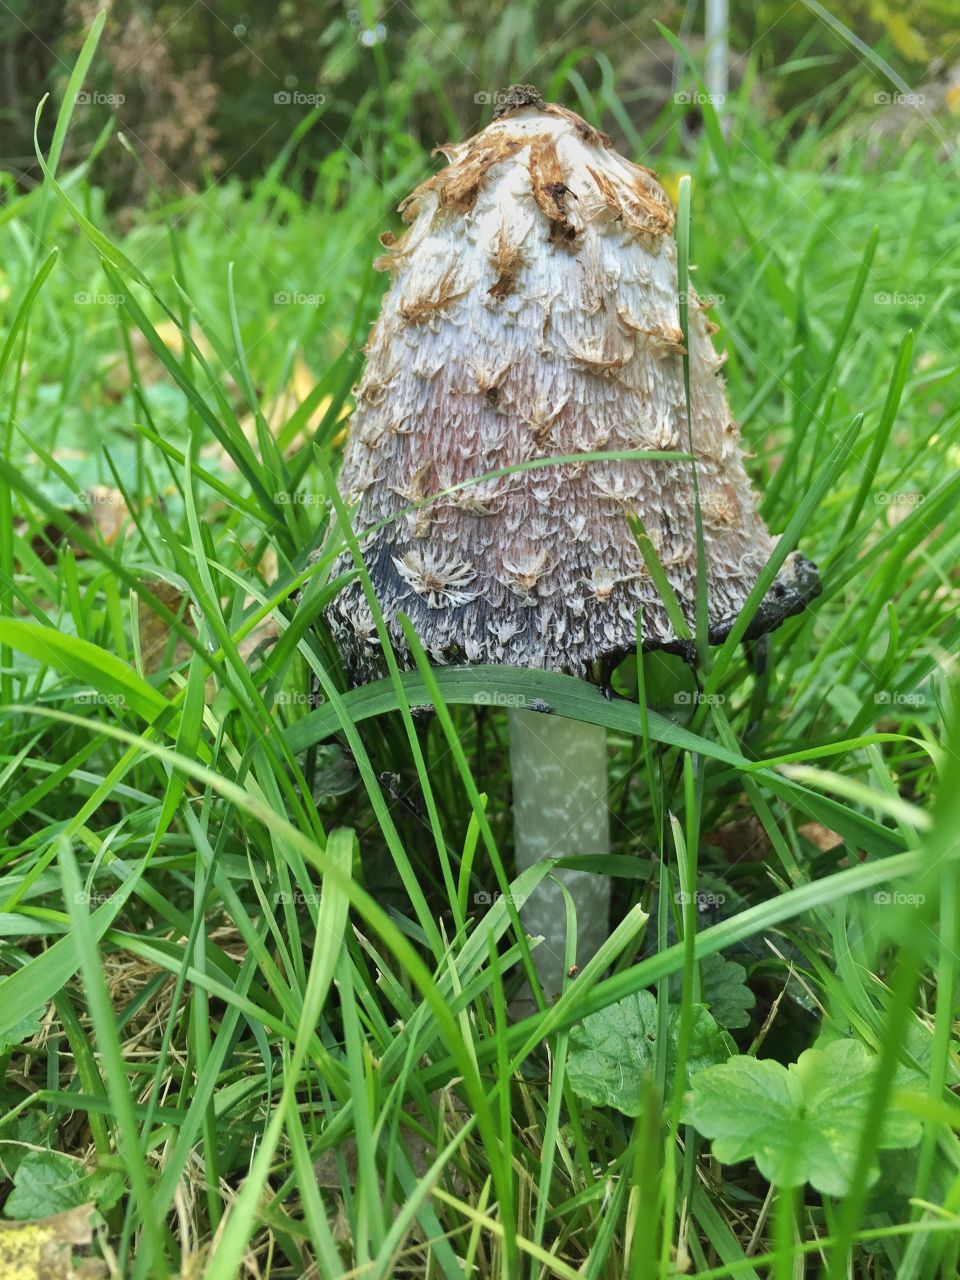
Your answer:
670;953;755;1030
566;991;728;1115
3;1151;88;1218
422;847;925;1092
283;664;736;760
0;1007;44;1052
683;1038;923;1195
283;664;905;857
0;1113;46;1181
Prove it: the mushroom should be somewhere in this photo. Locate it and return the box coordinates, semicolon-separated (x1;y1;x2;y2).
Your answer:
325;84;820;1004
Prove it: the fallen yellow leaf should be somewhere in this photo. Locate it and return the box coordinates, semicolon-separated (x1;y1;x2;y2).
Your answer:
83;486;129;546
0;1204;105;1280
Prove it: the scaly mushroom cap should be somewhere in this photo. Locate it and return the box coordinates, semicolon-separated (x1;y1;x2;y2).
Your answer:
326;85;820;681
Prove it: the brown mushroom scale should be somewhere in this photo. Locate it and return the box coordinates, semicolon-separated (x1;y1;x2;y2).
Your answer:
326;86;820;684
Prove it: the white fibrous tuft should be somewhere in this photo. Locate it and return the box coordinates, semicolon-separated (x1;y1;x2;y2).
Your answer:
326;90;820;680
392;548;479;609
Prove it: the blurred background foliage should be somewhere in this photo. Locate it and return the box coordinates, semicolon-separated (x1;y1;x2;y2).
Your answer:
1;0;958;208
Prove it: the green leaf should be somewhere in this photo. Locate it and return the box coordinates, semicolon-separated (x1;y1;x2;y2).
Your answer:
3;1151;88;1218
33;96;150;288
683;1039;923;1195
670;954;755;1031
0;871;144;1043
43;12;107;180
32;10;107;250
0;250;59;384
283;664;905;857
625;513;692;643
705;411;864;681
0;1007;44;1052
0;620;170;725
284;664;735;761
566;991;728;1115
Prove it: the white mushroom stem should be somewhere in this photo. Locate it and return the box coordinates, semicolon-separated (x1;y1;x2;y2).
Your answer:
508;709;611;1003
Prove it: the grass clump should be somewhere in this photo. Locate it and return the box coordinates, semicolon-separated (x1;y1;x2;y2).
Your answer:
1;17;959;1280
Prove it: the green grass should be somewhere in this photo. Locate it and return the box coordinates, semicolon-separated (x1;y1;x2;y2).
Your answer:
1;21;959;1280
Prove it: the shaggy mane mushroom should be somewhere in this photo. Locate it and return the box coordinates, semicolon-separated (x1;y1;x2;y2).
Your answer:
325;84;820;1004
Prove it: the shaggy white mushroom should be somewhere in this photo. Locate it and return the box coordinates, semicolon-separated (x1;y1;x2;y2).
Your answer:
326;84;820;1004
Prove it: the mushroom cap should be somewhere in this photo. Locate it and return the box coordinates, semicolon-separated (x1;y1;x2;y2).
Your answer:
325;86;820;682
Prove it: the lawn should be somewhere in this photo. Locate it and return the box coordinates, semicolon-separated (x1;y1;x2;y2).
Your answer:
1;10;959;1279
